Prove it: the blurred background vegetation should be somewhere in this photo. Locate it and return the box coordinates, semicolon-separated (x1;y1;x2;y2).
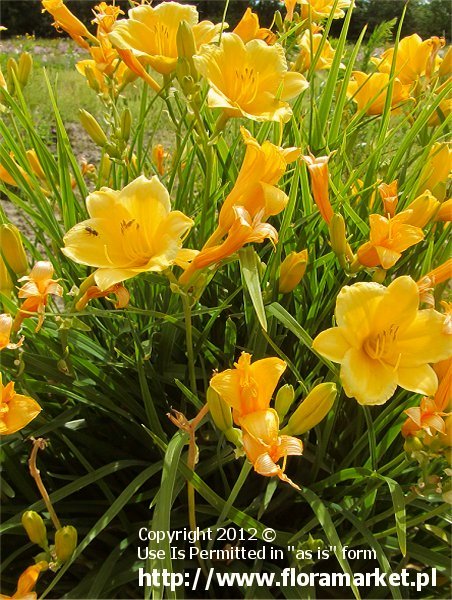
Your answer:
0;0;451;41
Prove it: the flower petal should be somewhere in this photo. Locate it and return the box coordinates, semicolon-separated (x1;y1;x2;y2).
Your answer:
3;394;41;435
250;357;287;409
335;282;386;345
397;364;438;397
312;327;350;363
341;347;398;405
398;309;451;366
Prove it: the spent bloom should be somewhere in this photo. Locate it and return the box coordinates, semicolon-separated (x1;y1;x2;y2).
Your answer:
109;1;221;75
0;373;42;435
41;0;91;48
312;276;451;405
193;33;308;122
14;261;63;332
241;409;303;489
63;176;193;291
210;352;287;423
347;71;412;115
0;560;48;599
0;314;23;351
357;211;424;270
302;153;333;224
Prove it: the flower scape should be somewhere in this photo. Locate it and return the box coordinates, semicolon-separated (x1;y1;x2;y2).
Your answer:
0;1;451;598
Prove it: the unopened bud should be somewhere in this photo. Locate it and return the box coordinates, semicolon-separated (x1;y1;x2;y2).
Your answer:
282;382;337;436
21;511;48;549
6;57;18;82
403;435;424;456
274;10;284;32
0;256;13;295
275;384;295;420
207;386;233;433
17;52;33;87
79;109;108;148
99;154;111;181
54;526;78;563
177;21;197;61
224;427;242;447
84;65;101;93
329;213;347;257
0;223;28;276
120;108;132;143
26;150;46;181
279;250;308;294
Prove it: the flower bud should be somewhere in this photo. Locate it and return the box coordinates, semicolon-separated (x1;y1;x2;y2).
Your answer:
6;57;18;85
18;52;33;88
177;21;197;61
21;511;48;549
120;108;132;143
0;223;28;276
84;65;101;93
54;526;78;563
26;150;46;181
207;386;233;433
279;250;308;294
436;198;452;222
275;384;295;420
404;190;440;228
99;154;111;181
0;256;14;295
282;382;337;436
79;109;108;148
224;427;242;447
329;213;347;259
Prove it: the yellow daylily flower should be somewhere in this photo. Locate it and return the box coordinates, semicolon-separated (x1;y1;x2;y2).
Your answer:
418;143;452;201
210;127;300;241
302;153;333;224
0;560;48;599
298;0;352;21
279;249;308;293
0;314;23;351
210;352;287;423
0;374;42;435
241;409;303;489
295;30;340;72
233;7;276;45
347;71;412;116
63;175;193;291
41;0;90;48
14;261;63;333
109;1;222;75
375;34;445;85
193;33;308;122
312;276;452;405
357;211;424;270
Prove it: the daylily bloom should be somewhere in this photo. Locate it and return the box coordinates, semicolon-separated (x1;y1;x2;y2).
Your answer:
76;44;133;94
312;276;451;405
375;34;445;85
418;143;452;202
14;261;63;332
279;249;308;293
179;206;278;285
357;211;424;270
378;180;398;217
193;33;308;122
298;0;352;21
233;8;275;44
75;282;129;311
41;0;91;48
0;560;48;599
241;409;303;489
210;352;287;423
208;128;299;242
0;314;23;351
347;71;412;116
63;176;193;291
295;30;340;72
403;190;440;228
109;1;221;75
0;374;42;435
302;153;333;224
